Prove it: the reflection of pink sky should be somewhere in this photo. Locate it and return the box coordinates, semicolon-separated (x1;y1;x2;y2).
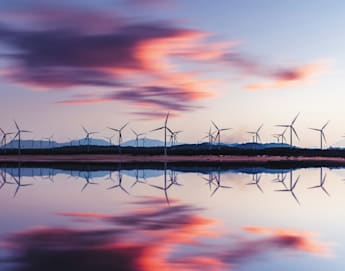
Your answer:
2;197;331;271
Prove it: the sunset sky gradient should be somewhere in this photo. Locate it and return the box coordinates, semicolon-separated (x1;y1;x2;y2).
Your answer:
0;0;344;147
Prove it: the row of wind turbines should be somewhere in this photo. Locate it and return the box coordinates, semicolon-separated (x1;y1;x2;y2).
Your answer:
0;113;334;155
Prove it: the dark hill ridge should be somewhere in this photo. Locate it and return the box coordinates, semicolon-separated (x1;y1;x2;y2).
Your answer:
0;142;345;158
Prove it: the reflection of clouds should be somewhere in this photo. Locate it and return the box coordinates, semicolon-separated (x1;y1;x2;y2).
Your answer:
3;197;330;271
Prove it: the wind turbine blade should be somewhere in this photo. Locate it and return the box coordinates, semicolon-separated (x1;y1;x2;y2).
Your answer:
220;128;231;131
151;127;164;132
108;127;119;132
82;126;88;134
165;112;170;125
292;176;300;190
14;120;20;131
166;127;173;134
309;128;320;132
291;192;300;205
21;130;32;133
322;132;327;144
322;173;327;185
211;120;219;130
322;120;330;130
276;125;289;128
131;129;138;136
291;112;300;125
120;122;129;131
0;128;4;135
257;134;262;142
292;127;300;141
257;124;263;133
308;185;321;189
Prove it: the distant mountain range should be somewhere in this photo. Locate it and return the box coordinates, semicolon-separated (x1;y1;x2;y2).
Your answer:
0;139;320;150
2;137;168;149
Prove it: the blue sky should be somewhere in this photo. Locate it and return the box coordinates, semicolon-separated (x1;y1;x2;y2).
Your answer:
0;0;344;147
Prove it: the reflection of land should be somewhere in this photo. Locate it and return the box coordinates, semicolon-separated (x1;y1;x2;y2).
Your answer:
0;198;331;271
3;154;345;169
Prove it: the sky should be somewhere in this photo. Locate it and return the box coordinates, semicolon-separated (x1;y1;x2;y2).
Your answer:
0;0;345;147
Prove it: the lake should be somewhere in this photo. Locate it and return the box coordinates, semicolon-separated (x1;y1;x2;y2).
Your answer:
0;164;343;270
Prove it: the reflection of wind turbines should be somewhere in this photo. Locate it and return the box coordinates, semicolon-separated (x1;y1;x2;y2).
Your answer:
13;121;32;155
210;170;231;197
151;113;171;156
247;124;263;143
276;113;300;146
131;129;145;147
11;165;32;198
309;121;329;149
82;126;98;152
80;171;98;192
107;171;129;195
247;173;263;193
211;121;231;145
308;168;329;196
108;122;129;147
276;171;300;205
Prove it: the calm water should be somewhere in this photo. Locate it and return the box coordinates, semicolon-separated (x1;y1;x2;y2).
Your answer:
0;165;344;270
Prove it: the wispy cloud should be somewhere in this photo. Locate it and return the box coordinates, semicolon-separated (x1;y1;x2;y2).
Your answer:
244;61;329;90
0;3;330;118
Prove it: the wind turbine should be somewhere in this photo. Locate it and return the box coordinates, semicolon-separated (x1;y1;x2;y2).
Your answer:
104;135;115;145
13;121;32;155
278;127;288;144
309;121;329;149
131;129;145;147
82;126;98;152
202;127;215;144
108;122;129;147
0;128;14;149
247;124;263;143
211;121;231;145
151;113;172;156
272;134;280;143
44;135;54;148
169;130;182;146
276;113;300;146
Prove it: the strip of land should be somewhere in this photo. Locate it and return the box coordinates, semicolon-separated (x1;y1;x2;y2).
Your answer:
1;154;345;163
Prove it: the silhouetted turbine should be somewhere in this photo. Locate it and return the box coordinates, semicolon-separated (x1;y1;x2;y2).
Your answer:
247;124;263;143
82;126;98;152
151;113;172;156
13;121;32;155
211;121;231;145
309;121;329;149
131;129;145;147
0;128;14;149
276;113;300;146
108;122;129;147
